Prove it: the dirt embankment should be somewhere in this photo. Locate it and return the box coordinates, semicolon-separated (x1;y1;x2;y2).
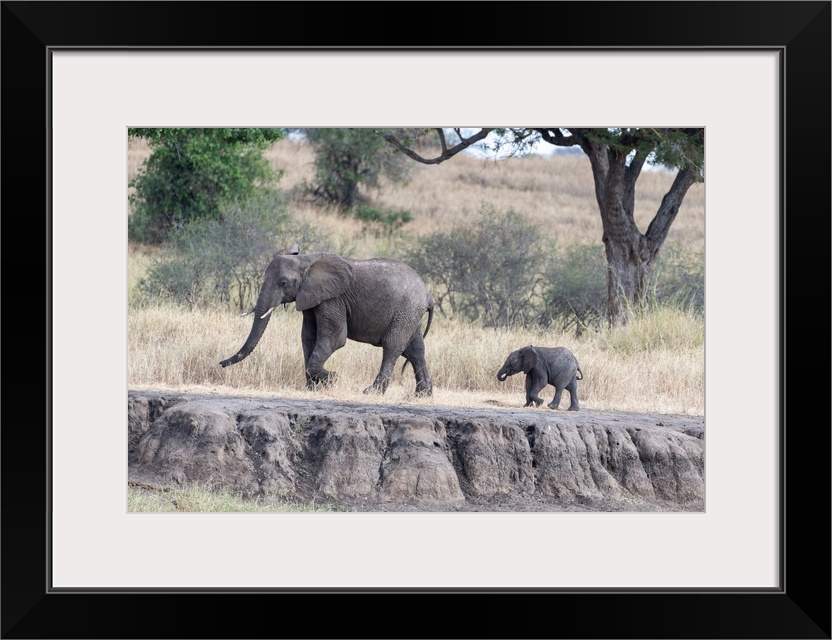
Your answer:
128;391;704;512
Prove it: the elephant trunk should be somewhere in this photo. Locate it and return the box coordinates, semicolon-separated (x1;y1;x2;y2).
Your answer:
219;295;277;368
497;367;509;382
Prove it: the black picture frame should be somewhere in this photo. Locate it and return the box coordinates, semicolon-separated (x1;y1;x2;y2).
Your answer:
3;2;829;638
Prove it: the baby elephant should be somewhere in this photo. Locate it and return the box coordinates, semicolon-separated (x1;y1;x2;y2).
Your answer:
497;345;583;410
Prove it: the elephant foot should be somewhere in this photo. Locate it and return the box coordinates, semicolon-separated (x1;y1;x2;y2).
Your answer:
414;379;433;397
363;381;389;395
568;406;579;412
547;403;560;410
307;370;336;390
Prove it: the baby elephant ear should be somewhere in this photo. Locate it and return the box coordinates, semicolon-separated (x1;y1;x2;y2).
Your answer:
522;347;537;374
296;254;354;311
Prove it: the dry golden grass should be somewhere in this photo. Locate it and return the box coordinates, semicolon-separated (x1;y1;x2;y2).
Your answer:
129;303;703;415
127;132;704;416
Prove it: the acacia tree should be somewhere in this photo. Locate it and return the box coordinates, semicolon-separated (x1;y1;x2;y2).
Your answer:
296;127;411;211
376;127;704;324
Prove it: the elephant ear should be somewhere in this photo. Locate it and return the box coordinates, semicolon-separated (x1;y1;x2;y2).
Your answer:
522;346;538;374
295;254;354;311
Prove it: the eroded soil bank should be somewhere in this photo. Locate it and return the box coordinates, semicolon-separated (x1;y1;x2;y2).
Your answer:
128;391;704;512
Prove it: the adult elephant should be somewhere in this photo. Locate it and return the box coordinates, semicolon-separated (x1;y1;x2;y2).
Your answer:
220;247;434;396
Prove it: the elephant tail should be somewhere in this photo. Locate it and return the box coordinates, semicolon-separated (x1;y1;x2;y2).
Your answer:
423;296;434;339
576;365;584;380
401;297;433;376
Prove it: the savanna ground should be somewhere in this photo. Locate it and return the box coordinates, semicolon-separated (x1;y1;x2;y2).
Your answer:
128;134;705;512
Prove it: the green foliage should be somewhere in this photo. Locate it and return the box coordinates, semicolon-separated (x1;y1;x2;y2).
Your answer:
406;205;704;333
404;205;545;327
135;190;330;310
353;205;413;238
299;128;411;210
647;244;705;314
541;242;704;334
467;127;704;177
539;243;609;334
583;127;704;177
128;127;284;243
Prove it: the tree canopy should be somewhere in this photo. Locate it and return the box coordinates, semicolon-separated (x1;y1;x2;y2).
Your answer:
128;127;283;243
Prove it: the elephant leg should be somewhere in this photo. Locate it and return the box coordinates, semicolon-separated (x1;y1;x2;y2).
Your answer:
301;311;317;389
365;345;401;394
565;377;579;411
525;373;545;407
401;332;433;397
306;314;347;388
548;386;564;410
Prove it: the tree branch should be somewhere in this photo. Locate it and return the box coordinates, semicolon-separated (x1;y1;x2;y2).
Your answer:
374;128;494;165
643;167;697;258
625;150;647;190
535;128;587;149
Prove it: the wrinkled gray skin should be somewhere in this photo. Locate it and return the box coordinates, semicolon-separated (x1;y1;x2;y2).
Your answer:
220;250;434;396
497;345;583;410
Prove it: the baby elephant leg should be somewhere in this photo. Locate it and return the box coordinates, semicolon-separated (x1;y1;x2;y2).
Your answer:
547;386;564;410
566;376;580;411
525;373;545;407
548;377;578;411
547;378;580;411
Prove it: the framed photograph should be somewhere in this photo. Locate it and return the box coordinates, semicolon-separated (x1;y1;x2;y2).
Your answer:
4;1;828;638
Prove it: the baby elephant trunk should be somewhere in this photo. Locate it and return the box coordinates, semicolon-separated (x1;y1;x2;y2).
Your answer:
497;366;510;382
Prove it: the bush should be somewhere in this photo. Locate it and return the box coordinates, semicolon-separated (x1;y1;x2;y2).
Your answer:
539;243;609;334
647;244;704;314
135;190;330;310
405;206;704;334
128;128;283;243
539;243;704;334
404;205;544;327
352;205;413;238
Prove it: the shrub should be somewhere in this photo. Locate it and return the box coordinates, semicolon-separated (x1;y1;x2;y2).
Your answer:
405;209;703;335
539;243;609;334
647;244;704;314
404;205;544;327
352;205;413;238
135;190;330;310
540;243;704;334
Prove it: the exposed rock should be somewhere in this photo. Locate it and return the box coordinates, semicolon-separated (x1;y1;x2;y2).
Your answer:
128;391;705;512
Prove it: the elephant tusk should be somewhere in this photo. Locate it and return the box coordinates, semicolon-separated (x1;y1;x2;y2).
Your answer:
241;307;255;317
260;306;276;319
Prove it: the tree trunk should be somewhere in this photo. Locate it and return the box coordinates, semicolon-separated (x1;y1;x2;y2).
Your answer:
583;140;697;325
